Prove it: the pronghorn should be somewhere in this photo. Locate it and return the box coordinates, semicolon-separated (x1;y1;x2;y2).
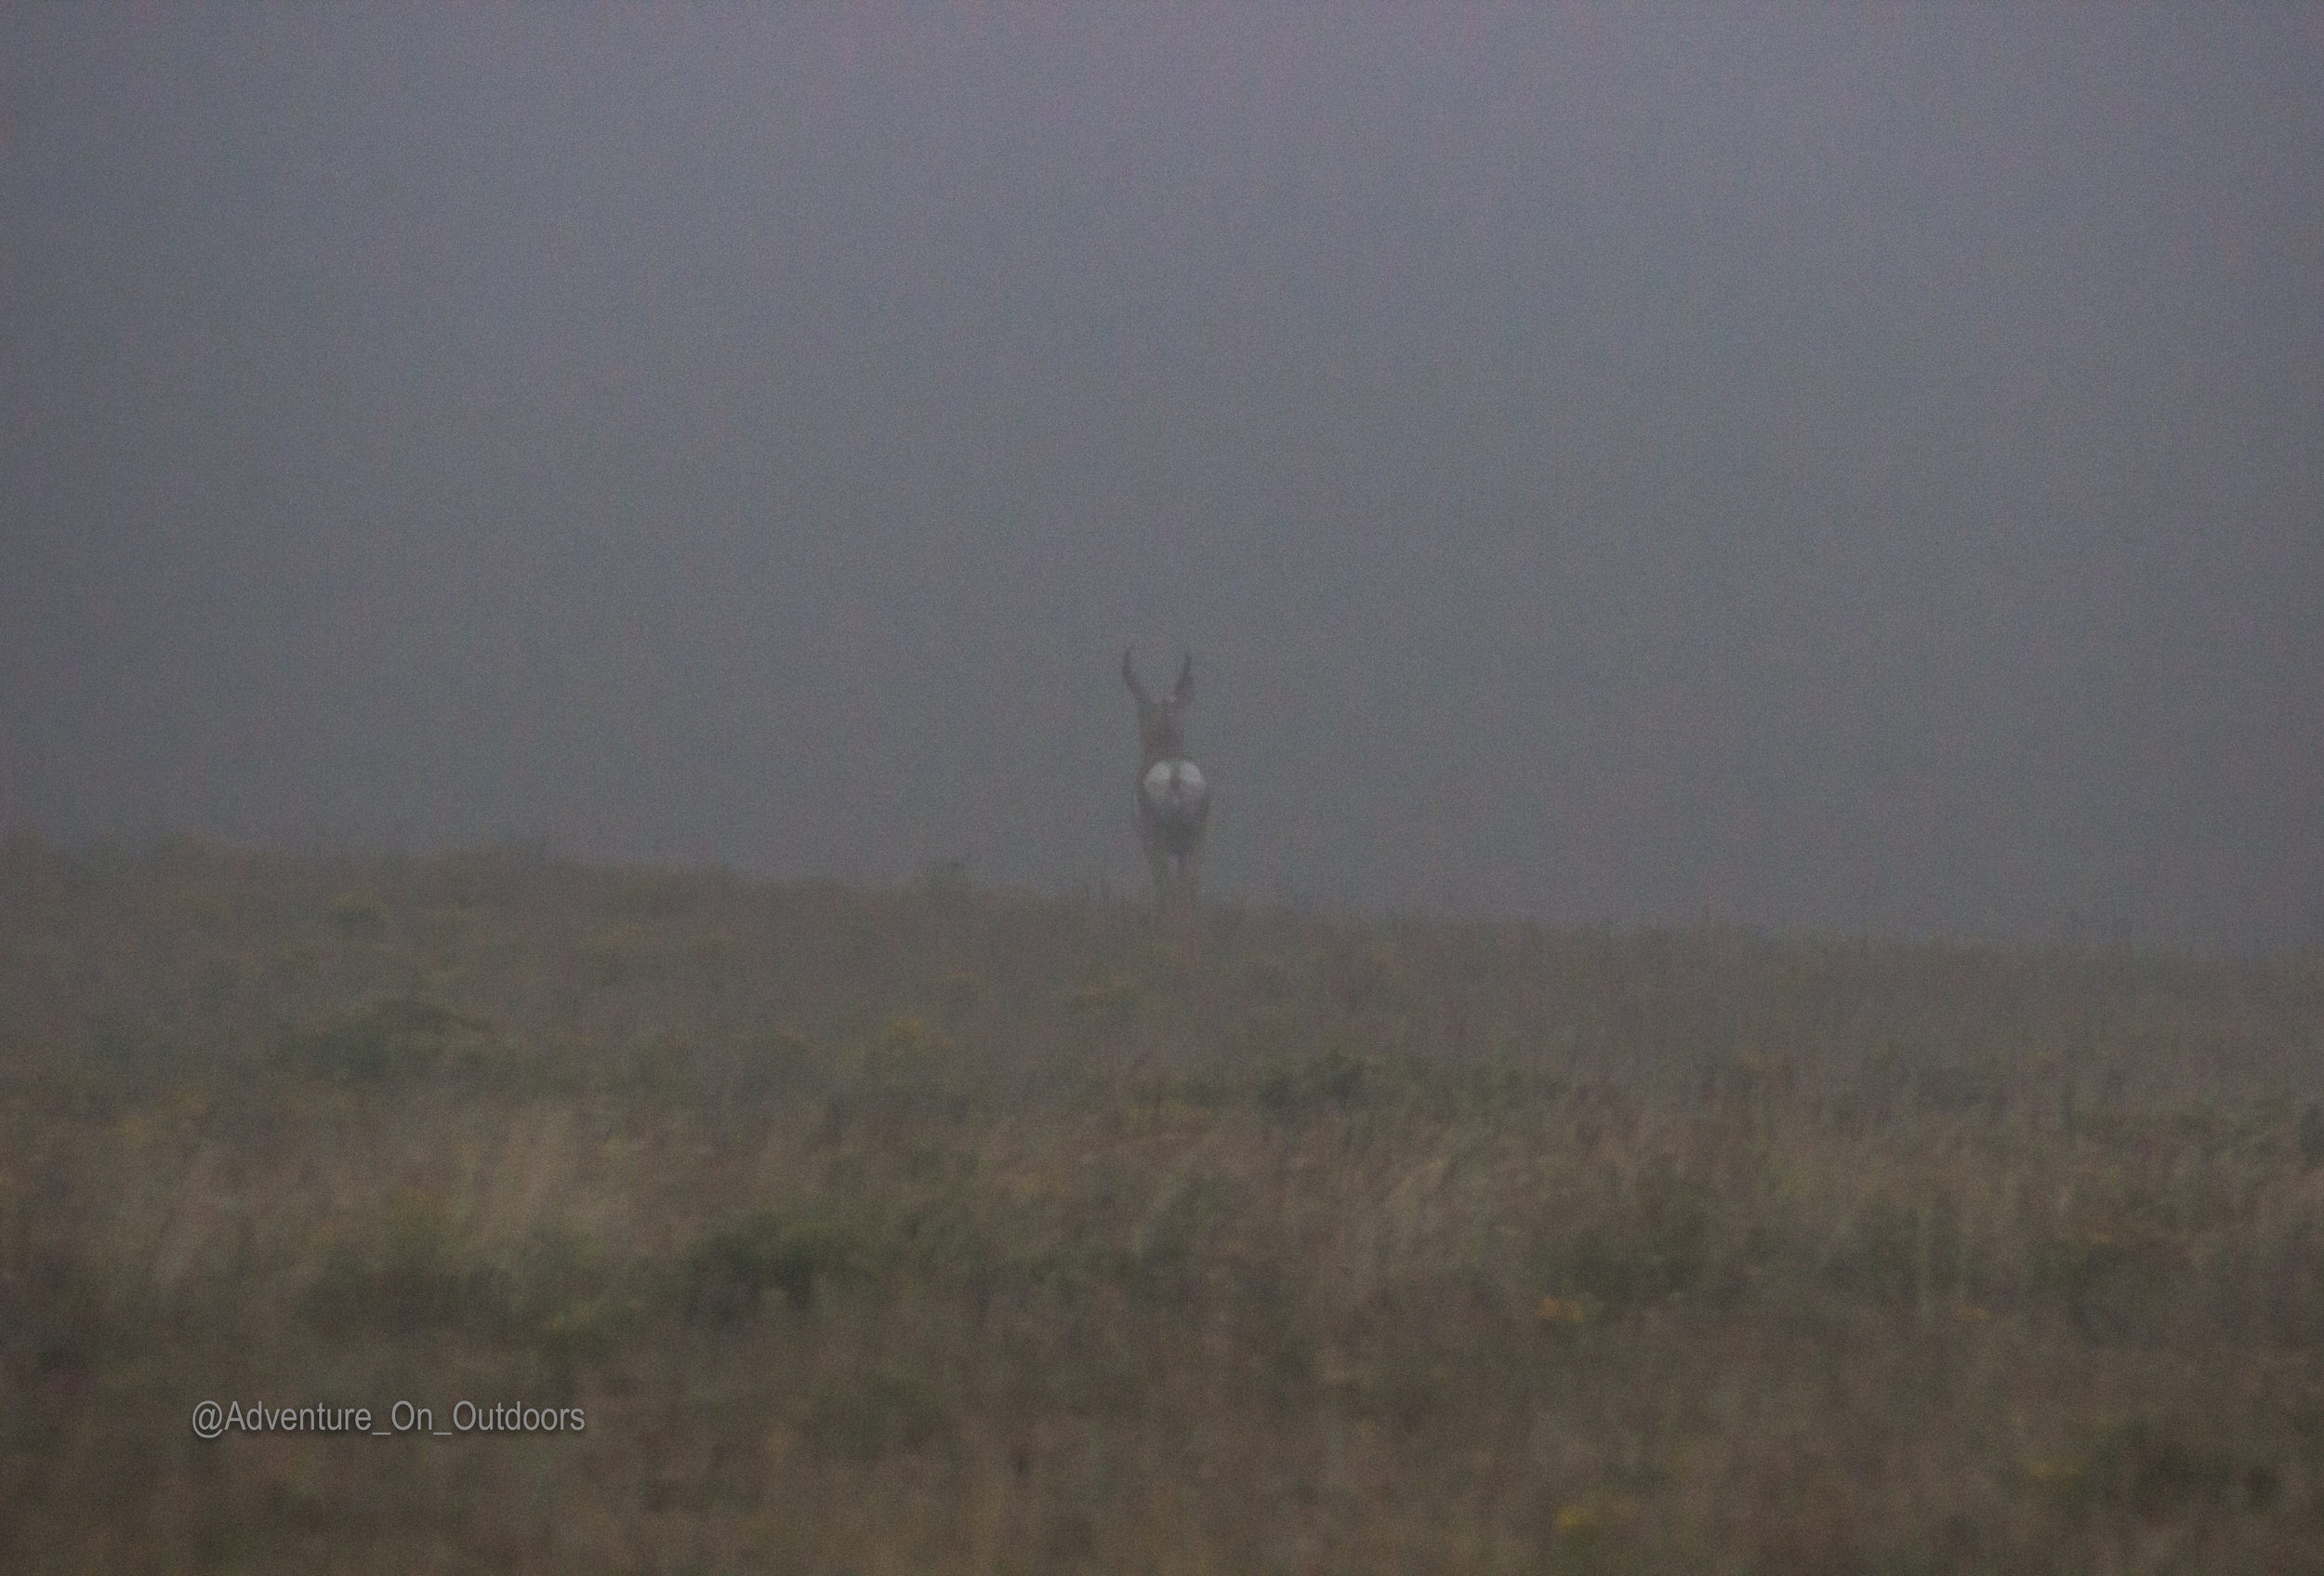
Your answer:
1122;648;1211;910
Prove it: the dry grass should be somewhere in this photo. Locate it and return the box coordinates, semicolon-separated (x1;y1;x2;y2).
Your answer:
5;834;2324;1572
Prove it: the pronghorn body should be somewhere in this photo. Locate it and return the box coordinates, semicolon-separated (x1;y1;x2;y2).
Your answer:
1123;649;1211;909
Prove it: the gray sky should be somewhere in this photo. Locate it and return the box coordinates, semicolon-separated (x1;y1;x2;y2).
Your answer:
5;9;2320;945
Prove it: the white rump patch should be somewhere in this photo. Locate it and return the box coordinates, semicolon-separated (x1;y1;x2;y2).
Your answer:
1142;759;1208;814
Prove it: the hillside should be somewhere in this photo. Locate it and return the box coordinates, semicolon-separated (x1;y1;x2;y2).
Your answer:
5;836;2324;1572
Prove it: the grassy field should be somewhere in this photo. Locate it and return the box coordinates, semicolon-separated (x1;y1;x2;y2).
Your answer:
5;835;2324;1573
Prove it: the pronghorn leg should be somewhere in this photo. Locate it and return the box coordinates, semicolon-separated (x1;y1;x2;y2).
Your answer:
1179;847;1203;907
1142;832;1177;909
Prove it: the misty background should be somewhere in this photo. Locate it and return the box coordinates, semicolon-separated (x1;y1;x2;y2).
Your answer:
4;10;2319;946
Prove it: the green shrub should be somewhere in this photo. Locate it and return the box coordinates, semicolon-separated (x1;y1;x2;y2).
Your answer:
327;890;386;941
798;1371;952;1462
1257;1045;1381;1120
304;1189;498;1336
278;998;495;1083
1065;974;1145;1025
2040;1418;2279;1521
1551;1172;1711;1313
680;1212;854;1322
1826;1200;1926;1306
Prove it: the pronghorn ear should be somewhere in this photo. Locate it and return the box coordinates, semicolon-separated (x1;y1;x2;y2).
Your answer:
1173;654;1194;706
1122;648;1151;705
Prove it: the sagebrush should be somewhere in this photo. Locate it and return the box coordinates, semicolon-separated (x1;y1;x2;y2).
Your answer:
5;836;2323;1572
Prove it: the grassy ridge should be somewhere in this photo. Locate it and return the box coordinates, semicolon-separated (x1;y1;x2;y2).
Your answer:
5;835;2324;1572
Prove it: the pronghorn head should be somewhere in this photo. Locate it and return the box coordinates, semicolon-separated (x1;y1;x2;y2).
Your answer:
1122;647;1194;768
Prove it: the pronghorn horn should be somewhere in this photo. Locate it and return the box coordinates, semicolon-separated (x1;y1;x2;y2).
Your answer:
1122;647;1151;705
1173;654;1194;705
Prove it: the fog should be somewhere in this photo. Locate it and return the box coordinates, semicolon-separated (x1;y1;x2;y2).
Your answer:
5;9;2319;944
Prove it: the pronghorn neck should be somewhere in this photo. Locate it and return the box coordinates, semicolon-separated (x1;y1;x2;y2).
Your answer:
1137;705;1186;771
